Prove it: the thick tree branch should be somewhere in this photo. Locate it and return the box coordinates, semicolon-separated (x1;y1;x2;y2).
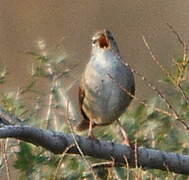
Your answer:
0;125;189;175
0;109;189;175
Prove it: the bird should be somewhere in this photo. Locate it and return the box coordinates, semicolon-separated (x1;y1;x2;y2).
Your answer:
77;29;135;139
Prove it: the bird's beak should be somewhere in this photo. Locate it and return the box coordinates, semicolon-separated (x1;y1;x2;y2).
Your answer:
99;34;109;49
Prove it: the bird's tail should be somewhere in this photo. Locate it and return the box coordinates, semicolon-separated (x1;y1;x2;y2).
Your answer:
76;120;90;131
76;120;97;131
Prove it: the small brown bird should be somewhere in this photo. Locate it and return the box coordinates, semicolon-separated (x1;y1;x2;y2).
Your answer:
77;30;135;138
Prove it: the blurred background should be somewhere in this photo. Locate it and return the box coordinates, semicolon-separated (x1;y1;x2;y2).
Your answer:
0;0;189;98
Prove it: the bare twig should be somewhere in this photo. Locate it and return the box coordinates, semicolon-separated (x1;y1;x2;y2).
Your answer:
114;63;189;130
167;23;189;103
166;23;185;48
108;74;177;119
142;36;175;81
53;144;75;180
123;156;130;180
142;35;189;104
45;64;55;129
65;101;98;180
2;140;10;180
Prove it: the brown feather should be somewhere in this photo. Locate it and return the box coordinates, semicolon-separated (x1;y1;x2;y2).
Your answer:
131;84;135;97
77;85;90;131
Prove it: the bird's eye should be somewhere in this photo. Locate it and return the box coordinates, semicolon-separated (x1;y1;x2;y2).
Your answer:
92;39;97;44
108;36;114;41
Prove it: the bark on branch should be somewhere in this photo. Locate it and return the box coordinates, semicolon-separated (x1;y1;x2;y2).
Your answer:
0;110;189;175
0;125;189;175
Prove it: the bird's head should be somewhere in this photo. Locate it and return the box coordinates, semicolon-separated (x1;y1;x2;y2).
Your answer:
91;30;119;53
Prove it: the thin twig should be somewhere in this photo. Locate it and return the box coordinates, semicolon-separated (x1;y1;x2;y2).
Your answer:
108;66;189;130
65;101;98;180
126;64;188;130
108;74;176;119
142;36;175;81
166;23;189;103
53;144;75;180
92;161;115;169
142;35;189;104
166;23;185;48
2;140;10;180
123;156;130;180
45;64;55;129
134;139;138;169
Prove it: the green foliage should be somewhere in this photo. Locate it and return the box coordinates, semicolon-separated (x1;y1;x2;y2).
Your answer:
1;40;189;179
27;51;50;63
0;93;27;117
14;142;48;174
0;65;7;84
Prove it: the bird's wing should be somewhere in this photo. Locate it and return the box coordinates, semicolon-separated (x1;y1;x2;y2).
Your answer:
131;84;135;97
76;84;90;131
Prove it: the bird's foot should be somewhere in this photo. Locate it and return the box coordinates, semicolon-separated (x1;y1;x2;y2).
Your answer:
88;130;96;139
87;120;96;139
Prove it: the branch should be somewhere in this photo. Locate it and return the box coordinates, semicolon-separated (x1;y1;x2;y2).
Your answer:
0;109;189;175
0;125;189;175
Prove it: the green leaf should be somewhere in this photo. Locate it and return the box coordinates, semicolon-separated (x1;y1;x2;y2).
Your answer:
14;142;35;173
26;51;50;63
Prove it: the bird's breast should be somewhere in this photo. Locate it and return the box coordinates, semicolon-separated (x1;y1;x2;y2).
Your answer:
81;51;134;125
